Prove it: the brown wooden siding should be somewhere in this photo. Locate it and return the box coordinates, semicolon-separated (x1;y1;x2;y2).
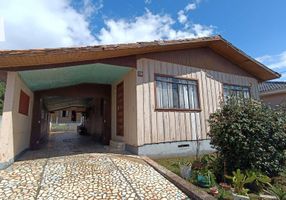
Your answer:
139;47;253;78
136;58;259;146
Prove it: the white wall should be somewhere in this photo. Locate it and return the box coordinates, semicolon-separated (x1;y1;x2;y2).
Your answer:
0;72;33;169
111;69;137;146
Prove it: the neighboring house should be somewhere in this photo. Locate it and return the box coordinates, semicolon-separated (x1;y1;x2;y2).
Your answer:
259;81;286;107
50;108;82;124
0;35;280;169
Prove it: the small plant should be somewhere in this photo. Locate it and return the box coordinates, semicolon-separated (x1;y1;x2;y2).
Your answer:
265;184;286;200
197;169;217;188
226;169;256;196
245;170;271;193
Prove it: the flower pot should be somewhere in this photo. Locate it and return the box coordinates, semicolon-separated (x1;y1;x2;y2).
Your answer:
179;165;192;180
232;193;250;200
197;174;211;188
210;186;219;195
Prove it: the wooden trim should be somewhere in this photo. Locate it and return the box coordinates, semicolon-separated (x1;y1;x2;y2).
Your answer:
6;56;137;71
154;73;202;112
155;108;201;112
116;81;124;136
154;73;199;82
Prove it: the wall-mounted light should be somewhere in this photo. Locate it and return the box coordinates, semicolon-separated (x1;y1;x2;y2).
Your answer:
137;70;143;77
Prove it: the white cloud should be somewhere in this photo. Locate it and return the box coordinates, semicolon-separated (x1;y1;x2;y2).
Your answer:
96;10;214;44
257;51;286;70
0;0;214;50
177;10;188;24
0;0;97;50
177;1;200;25
81;0;103;18
185;3;197;11
144;0;152;4
257;51;286;80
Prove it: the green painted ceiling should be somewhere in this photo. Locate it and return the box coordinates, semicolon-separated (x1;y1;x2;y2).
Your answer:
19;63;131;91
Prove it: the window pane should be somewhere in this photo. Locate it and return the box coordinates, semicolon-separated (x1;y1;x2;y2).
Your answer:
156;81;163;108
172;83;179;108
162;82;169;108
188;85;199;109
183;84;189;109
167;82;173;108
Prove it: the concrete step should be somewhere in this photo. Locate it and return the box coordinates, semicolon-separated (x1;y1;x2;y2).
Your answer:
109;140;125;151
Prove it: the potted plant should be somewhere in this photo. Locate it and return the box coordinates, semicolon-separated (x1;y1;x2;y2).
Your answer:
226;169;255;200
245;170;271;194
197;169;216;188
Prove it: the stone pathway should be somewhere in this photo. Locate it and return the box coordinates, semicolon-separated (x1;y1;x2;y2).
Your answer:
0;132;189;199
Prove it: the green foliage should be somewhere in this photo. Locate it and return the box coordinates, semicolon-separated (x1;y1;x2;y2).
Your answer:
226;169;256;196
245;170;271;193
196;169;217;188
191;154;218;188
266;184;286;200
0;81;5;114
208;97;286;176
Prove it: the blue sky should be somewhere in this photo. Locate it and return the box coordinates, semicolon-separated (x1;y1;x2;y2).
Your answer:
0;0;285;80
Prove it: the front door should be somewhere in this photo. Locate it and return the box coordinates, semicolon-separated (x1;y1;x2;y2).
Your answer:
116;82;124;136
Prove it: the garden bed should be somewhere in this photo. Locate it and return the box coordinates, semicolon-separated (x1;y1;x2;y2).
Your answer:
155;155;286;200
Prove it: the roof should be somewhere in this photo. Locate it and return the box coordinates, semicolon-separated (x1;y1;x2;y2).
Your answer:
0;35;280;81
259;81;286;94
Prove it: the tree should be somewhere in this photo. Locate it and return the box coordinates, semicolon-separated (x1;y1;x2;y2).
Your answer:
208;97;286;176
0;81;5;114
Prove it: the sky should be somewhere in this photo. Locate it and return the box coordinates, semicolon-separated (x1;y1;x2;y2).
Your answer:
0;0;285;80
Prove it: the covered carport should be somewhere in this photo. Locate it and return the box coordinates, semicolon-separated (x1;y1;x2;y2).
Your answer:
0;52;136;169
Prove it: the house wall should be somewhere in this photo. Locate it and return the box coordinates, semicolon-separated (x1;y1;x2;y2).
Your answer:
111;69;137;146
139;47;254;78
260;92;286;107
50;109;82;124
134;57;259;156
0;72;34;169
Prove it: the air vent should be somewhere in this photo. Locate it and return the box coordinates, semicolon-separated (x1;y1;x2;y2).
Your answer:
178;144;190;148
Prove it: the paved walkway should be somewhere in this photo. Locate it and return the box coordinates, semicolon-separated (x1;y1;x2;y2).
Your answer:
0;132;189;199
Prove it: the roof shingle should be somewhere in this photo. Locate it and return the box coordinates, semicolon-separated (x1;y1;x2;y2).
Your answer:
258;81;286;93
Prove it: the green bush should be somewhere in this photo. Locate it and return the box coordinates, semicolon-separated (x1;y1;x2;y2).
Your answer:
0;81;5;114
208;97;286;176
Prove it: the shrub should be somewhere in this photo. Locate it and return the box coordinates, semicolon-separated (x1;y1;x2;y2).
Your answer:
208;97;286;176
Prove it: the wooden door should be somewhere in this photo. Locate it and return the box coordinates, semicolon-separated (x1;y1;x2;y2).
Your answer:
116;82;124;136
101;98;111;145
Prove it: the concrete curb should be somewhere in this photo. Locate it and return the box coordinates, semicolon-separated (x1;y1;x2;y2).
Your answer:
142;156;216;200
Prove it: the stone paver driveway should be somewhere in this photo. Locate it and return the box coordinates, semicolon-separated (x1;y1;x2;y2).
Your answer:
0;132;189;199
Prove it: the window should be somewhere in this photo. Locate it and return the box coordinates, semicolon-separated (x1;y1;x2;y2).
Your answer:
18;90;30;116
155;75;200;110
223;84;250;101
62;110;67;117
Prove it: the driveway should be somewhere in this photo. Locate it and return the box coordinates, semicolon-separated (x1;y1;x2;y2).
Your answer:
0;132;188;199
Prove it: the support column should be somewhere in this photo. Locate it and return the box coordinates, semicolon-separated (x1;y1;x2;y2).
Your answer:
0;72;17;169
0;72;34;169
